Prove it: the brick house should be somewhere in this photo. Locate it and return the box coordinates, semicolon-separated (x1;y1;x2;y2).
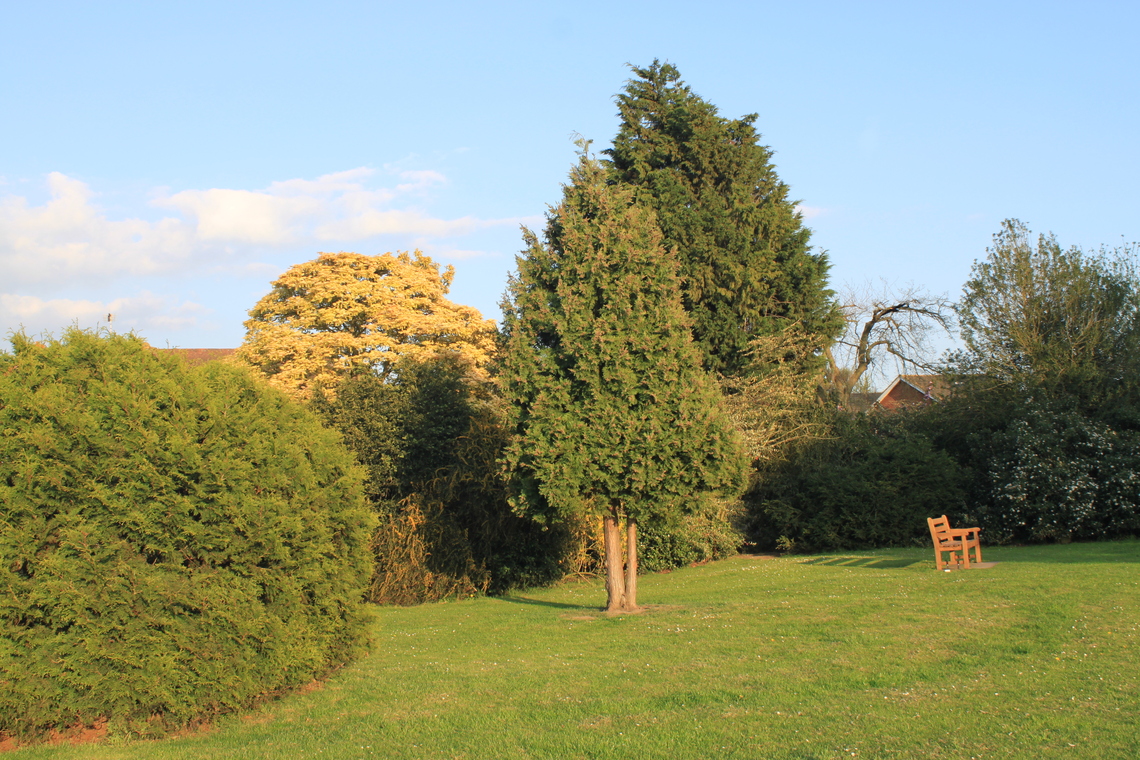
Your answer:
872;374;949;411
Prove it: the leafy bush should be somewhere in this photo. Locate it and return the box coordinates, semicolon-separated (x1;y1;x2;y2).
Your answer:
311;356;567;601
964;400;1140;543
637;499;745;572
910;380;1140;545
0;329;375;739
745;411;967;553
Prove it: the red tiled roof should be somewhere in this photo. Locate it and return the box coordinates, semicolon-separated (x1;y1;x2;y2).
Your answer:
155;348;238;367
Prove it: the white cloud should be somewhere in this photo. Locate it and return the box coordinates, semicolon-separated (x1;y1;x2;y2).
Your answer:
1;292;209;337
156;188;321;244
155;167;477;246
315;209;485;240
0;172;198;287
394;170;447;193
796;204;826;220
1;168;522;291
266;167;378;196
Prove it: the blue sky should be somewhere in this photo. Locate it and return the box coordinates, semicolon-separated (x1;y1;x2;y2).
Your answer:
4;1;1138;372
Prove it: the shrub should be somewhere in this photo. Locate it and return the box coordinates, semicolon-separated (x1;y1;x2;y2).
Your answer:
914;385;1140;544
637;499;745;572
969;400;1140;543
0;329;375;739
745;411;967;553
311;356;567;601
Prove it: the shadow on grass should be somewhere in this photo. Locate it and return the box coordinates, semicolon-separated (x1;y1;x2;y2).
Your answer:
798;540;1140;568
979;540;1140;564
494;596;596;610
801;556;925;569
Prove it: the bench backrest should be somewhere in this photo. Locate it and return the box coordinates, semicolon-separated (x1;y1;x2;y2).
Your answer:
927;515;953;544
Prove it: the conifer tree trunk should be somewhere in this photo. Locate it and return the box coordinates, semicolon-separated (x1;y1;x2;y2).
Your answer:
625;517;639;611
603;511;626;612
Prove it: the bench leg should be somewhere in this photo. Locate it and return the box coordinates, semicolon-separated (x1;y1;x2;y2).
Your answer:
935;550;964;570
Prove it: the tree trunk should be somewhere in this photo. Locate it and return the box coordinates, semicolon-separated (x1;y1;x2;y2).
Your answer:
624;517;639;611
602;511;625;612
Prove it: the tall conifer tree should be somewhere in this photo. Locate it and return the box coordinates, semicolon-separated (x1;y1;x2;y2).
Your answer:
606;61;841;376
501;153;746;612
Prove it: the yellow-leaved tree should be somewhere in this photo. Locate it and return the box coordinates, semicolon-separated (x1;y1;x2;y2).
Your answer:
238;251;497;399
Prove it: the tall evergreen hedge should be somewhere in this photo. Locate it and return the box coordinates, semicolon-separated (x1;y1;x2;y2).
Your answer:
0;329;375;739
745;411;967;553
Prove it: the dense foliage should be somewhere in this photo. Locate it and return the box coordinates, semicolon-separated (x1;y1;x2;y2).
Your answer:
0;330;375;739
916;383;1140;545
635;501;746;573
927;221;1140;543
745;410;967;553
501;154;747;610
957;219;1140;414
238;251;497;400
972;401;1140;542
311;356;568;602
722;323;836;465
606;61;840;376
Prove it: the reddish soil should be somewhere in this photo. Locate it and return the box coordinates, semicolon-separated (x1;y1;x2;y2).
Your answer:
0;718;110;753
0;680;324;752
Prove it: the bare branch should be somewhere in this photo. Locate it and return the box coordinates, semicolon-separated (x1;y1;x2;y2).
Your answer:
824;280;957;404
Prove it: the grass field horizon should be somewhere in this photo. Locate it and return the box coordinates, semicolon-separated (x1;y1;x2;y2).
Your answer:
10;541;1139;759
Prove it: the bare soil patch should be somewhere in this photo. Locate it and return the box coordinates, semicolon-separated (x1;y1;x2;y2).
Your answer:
0;719;110;754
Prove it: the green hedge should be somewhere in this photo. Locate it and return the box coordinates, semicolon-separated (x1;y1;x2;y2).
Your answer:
924;394;1140;544
0;329;376;739
637;499;744;572
311;357;567;601
745;412;967;553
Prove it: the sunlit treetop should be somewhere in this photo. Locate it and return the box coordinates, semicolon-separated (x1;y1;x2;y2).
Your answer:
238;250;497;400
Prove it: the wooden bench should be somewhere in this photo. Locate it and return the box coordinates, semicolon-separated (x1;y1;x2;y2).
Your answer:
927;515;983;570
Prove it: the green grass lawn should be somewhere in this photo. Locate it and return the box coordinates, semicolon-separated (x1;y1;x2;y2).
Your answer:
12;541;1140;759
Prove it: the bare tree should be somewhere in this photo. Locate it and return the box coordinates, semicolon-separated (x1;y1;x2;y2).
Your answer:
823;282;956;405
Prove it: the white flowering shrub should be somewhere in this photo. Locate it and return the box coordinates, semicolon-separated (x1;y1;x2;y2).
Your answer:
977;402;1140;542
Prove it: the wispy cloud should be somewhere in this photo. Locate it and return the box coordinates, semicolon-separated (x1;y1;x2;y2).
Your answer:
1;168;521;291
315;209;487;240
0;292;210;337
0;172;198;287
154;167;502;247
156;188;321;244
796;204;826;220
